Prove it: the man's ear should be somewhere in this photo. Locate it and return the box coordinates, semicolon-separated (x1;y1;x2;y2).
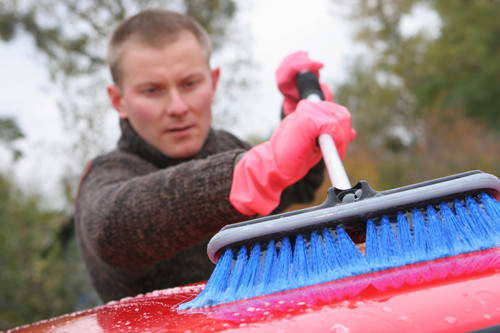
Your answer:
107;85;127;119
211;67;220;93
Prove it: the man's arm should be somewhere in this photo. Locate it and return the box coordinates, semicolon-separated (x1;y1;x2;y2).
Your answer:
75;149;252;272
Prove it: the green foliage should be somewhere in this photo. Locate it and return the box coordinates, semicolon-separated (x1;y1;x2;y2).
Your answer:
0;117;23;142
414;0;500;130
336;0;500;190
0;116;24;161
0;174;98;331
185;0;237;50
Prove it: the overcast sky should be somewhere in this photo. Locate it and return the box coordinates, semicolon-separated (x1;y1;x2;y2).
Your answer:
0;0;357;205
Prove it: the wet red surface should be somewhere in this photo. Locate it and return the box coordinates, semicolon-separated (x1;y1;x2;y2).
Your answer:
8;248;500;333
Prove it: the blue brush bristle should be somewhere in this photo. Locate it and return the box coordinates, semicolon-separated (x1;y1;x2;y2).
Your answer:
440;202;473;253
466;197;497;243
237;243;261;299
364;219;384;270
271;237;292;294
222;246;247;303
380;216;403;267
481;193;500;242
481;193;500;229
322;228;344;280
427;205;454;257
255;240;275;296
396;212;416;264
180;247;233;308
412;208;434;261
178;192;500;310
291;234;309;288
335;225;369;276
309;231;330;284
455;199;494;250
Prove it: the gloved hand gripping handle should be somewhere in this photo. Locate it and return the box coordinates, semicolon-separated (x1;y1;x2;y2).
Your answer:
296;71;351;190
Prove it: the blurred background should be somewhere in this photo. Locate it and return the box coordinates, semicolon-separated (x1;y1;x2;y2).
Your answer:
1;0;499;330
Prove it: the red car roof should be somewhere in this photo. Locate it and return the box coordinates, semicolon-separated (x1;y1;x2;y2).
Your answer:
8;248;500;333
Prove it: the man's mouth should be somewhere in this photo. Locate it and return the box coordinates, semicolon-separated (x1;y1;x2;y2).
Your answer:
168;125;193;136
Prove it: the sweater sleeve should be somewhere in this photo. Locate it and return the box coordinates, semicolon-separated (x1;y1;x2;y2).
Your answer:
75;149;252;272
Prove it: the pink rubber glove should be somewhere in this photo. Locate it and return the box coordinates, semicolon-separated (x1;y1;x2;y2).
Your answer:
230;100;356;216
276;51;334;116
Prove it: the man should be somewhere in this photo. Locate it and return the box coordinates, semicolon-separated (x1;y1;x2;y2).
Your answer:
75;8;355;302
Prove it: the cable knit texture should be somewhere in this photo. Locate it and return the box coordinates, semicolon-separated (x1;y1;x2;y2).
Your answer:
75;119;324;302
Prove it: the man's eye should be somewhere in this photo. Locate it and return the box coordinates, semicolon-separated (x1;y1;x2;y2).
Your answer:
185;78;203;89
144;87;159;94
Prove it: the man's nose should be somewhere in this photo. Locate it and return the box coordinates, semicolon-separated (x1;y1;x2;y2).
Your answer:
165;90;188;117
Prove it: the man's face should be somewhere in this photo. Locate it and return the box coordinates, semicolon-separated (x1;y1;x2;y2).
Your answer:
108;32;219;159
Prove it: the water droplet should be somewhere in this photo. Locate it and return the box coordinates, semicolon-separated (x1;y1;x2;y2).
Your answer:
444;316;457;324
399;315;409;321
330;323;350;333
347;302;357;310
382;307;392;312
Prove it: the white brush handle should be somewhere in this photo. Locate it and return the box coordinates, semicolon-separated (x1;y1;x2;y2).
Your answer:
318;133;351;190
297;71;352;189
305;92;351;189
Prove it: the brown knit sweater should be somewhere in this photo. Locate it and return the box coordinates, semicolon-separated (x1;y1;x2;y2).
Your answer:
75;119;324;302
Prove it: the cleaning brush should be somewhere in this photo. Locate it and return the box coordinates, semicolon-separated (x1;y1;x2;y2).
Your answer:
178;72;500;310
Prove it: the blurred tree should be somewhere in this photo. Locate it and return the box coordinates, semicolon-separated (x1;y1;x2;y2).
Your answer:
0;116;24;161
0;0;237;79
414;0;500;130
0;118;91;330
334;0;500;189
0;173;91;331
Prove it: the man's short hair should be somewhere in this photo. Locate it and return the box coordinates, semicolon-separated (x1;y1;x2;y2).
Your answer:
107;8;212;85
